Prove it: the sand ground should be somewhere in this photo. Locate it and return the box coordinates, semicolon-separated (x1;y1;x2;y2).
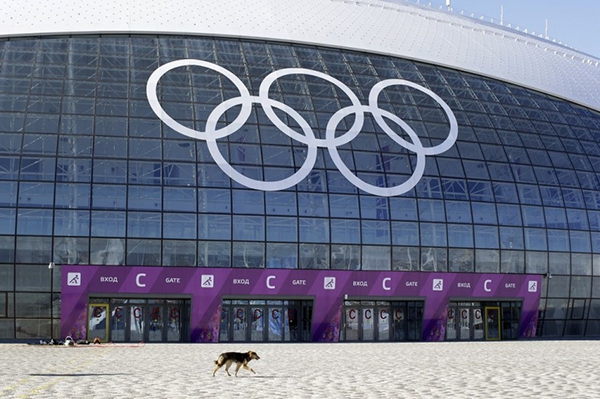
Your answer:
0;340;598;398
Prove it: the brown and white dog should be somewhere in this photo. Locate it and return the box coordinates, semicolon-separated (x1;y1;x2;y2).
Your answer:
212;351;260;377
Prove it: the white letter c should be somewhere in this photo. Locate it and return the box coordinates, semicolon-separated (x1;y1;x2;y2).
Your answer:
382;277;391;291
136;273;147;288
484;279;492;292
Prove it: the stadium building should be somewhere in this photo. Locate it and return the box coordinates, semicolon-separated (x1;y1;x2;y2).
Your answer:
1;0;599;343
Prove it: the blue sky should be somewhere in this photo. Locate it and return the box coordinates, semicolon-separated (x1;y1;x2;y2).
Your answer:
423;0;600;57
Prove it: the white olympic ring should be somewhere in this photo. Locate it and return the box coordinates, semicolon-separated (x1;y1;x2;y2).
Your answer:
146;59;459;197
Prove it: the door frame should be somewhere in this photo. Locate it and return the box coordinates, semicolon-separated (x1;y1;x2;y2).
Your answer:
87;303;109;342
484;306;502;341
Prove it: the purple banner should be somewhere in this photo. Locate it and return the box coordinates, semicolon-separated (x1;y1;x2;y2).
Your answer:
61;266;542;342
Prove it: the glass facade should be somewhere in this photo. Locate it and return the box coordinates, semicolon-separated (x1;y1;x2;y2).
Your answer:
1;35;600;339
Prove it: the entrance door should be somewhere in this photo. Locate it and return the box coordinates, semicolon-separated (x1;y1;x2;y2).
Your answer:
166;303;184;342
485;307;501;340
90;297;190;342
342;300;423;341
447;301;517;341
87;303;109;342
129;302;145;342
220;299;313;342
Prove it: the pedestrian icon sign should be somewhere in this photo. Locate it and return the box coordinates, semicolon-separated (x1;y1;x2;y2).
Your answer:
528;281;537;292
67;272;81;286
201;275;214;288
324;277;336;290
432;279;443;291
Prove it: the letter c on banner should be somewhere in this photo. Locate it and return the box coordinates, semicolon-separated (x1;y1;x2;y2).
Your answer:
254;309;262;320
272;309;279;320
382;277;391;291
380;309;388;320
364;309;372;320
133;307;142;319
136;273;147;287
484;279;492;292
93;306;103;318
236;308;244;320
114;307;123;320
395;309;403;321
266;275;276;289
349;309;357;320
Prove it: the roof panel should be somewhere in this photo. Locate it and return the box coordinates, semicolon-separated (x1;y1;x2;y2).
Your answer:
1;0;599;111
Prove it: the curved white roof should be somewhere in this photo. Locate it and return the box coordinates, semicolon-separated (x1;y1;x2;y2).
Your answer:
2;0;600;112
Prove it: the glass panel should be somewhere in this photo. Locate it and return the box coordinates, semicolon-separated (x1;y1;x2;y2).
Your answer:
378;307;390;341
198;241;230;267
362;307;374;341
475;249;500;273
362;246;391;270
344;305;359;341
232;307;247;341
268;307;284;341
446;306;457;339
232;242;264;268
198;214;230;240
448;225;473;247
267;217;297;242
110;306;125;342
233;216;264;241
266;243;297;269
250;307;264;341
130;305;145;342
473;308;484;339
148;306;163;342
299;243;329;269
459;307;470;340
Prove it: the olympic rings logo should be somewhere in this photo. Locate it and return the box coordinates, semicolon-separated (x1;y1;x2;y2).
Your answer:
146;59;458;197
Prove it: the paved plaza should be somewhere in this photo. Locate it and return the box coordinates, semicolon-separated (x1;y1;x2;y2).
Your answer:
0;340;599;398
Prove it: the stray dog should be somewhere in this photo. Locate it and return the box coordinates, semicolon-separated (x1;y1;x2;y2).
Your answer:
212;351;260;377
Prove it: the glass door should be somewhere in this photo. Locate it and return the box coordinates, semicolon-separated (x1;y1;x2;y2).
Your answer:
343;303;359;341
232;306;246;341
446;306;457;340
267;305;284;341
87;303;109;342
129;303;145;342
166;303;182;342
148;304;163;342
377;306;390;341
362;304;375;340
250;305;264;341
111;305;126;341
458;306;471;340
485;307;501;340
393;307;405;341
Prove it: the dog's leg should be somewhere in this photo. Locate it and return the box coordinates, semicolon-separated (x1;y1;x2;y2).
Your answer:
243;364;256;374
234;362;243;377
224;361;233;377
212;363;221;377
